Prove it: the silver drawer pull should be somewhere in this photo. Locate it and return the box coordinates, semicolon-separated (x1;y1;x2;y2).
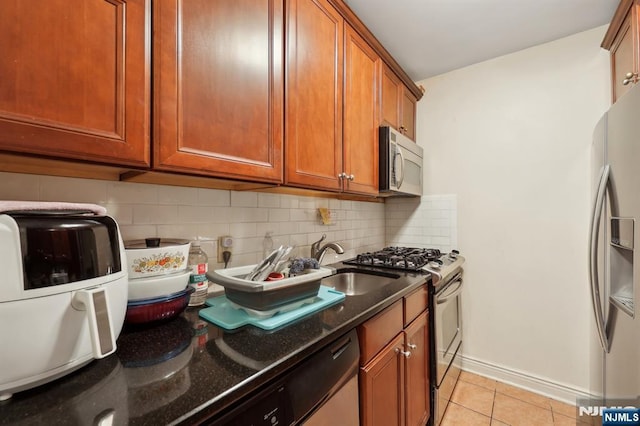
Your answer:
395;348;411;358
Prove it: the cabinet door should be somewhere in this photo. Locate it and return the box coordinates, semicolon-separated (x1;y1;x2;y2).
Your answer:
0;0;150;167
404;311;430;426
360;333;405;426
154;0;283;183
285;0;343;191
380;65;401;130
401;87;417;141
611;13;636;102
343;25;380;196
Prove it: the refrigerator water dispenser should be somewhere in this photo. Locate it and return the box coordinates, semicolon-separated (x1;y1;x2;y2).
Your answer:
610;217;634;317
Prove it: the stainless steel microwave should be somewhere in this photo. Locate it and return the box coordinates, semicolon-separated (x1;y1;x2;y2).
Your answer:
379;126;423;196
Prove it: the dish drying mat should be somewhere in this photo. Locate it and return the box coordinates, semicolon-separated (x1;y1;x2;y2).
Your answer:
199;286;345;330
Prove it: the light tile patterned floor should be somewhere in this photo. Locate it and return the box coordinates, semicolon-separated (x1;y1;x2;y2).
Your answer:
441;371;591;426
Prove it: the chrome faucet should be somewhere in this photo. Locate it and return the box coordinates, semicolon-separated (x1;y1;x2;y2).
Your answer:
311;234;345;263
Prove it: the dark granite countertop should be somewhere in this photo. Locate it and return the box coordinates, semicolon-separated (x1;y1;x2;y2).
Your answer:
0;263;430;425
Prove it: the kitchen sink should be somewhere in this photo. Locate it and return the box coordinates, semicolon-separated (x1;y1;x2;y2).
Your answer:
322;270;400;296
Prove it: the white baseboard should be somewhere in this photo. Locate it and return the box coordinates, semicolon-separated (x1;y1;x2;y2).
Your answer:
460;354;592;405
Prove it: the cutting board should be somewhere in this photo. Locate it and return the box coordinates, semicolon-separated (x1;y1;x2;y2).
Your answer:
199;286;345;330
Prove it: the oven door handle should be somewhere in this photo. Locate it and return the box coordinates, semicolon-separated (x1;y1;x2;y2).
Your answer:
437;279;463;304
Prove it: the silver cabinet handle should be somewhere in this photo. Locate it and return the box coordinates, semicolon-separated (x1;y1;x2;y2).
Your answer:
348;174;355;181
338;172;346;179
407;343;417;350
395;348;411;358
623;72;638;86
588;164;610;353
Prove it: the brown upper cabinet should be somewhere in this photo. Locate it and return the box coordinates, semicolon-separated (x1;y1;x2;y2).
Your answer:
602;0;640;103
381;65;417;140
0;0;421;196
285;0;380;196
153;0;284;183
285;0;344;192
342;24;381;196
0;0;150;167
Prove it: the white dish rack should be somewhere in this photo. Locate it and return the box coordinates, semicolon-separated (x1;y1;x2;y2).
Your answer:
207;264;335;292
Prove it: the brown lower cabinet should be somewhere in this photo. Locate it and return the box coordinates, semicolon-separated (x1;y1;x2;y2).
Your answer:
358;290;430;426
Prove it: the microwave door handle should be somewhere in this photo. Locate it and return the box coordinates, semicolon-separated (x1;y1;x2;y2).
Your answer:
396;145;406;189
588;164;610;353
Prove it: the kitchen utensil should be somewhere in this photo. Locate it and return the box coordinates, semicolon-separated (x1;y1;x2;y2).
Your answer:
125;238;190;279
124;288;194;325
127;269;191;301
274;246;294;273
254;245;293;282
245;246;283;281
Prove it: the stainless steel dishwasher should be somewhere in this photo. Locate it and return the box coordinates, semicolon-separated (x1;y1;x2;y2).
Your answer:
209;329;360;425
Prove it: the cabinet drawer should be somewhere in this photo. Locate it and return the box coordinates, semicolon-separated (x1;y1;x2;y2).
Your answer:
357;300;403;365
403;285;427;327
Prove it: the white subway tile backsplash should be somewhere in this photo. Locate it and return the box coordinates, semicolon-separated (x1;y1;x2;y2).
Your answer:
133;204;179;224
158;185;199;205
230;222;258;238
104;203;133;225
40;176;109;204
231;191;258;208
268;208;290;222
0;172;457;271
108;182;158;204
230;207;268;223
258;193;281;208
385;194;458;253
197;188;230;206
179;205;229;223
0;172;40;201
278;195;299;209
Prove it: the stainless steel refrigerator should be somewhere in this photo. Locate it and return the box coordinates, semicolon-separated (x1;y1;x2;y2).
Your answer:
589;84;640;409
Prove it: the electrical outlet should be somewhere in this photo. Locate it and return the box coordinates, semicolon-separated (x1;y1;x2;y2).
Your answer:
217;235;233;263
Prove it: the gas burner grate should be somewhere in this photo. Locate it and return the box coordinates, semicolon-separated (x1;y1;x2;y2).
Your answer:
344;246;443;271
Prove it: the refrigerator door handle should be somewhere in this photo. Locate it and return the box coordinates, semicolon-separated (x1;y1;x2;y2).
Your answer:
589;164;610;353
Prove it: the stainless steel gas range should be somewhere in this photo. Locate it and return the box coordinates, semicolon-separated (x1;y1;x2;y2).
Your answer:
345;246;465;425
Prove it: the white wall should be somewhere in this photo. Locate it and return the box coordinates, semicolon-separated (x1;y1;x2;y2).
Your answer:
416;26;611;401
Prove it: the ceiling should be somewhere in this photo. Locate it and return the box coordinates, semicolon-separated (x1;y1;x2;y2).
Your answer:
344;0;620;81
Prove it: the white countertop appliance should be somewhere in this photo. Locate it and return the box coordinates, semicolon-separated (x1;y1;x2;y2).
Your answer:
0;208;128;400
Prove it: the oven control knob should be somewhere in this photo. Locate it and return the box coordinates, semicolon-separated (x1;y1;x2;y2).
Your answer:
427;260;442;269
449;250;459;259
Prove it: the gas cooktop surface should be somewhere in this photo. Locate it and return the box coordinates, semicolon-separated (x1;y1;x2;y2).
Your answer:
343;246;446;271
